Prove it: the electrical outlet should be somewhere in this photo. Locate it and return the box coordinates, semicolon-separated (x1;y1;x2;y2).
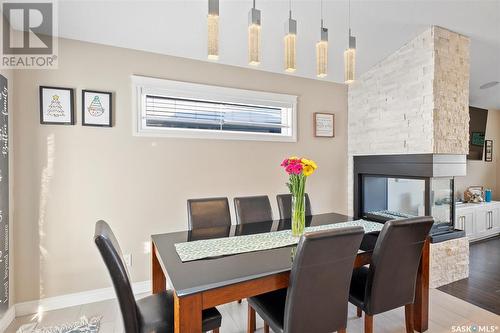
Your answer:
124;254;132;267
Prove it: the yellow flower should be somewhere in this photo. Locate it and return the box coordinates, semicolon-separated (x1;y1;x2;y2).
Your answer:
303;165;315;176
301;158;318;170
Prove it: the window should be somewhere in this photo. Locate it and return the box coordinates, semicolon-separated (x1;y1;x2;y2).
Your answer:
132;76;297;142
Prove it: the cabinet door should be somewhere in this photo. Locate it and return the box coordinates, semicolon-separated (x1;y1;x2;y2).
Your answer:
474;208;490;237
491;206;500;232
455;209;475;237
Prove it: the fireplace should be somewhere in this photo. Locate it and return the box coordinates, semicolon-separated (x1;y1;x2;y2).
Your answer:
353;154;467;241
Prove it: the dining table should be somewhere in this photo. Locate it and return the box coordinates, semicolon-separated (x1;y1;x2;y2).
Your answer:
151;212;430;333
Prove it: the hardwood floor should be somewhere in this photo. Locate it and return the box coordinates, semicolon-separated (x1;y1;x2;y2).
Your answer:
5;289;500;333
438;236;500;315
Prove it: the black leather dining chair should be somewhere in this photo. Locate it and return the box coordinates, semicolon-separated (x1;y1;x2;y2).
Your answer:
247;227;364;333
234;195;273;224
349;217;434;333
94;220;222;333
187;197;232;229
276;193;312;219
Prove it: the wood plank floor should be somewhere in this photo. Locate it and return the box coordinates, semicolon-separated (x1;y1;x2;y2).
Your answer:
438;236;500;315
6;289;500;333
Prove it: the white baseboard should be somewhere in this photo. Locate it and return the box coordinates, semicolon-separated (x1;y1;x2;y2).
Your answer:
15;280;151;317
0;306;16;332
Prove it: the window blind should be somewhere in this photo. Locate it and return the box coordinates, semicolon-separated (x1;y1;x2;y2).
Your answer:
144;95;287;134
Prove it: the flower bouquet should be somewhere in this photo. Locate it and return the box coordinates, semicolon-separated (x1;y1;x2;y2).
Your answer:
280;157;318;236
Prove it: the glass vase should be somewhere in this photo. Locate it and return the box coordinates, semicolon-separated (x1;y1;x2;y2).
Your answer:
291;194;306;237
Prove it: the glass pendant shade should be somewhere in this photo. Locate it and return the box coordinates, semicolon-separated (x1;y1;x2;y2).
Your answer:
316;26;328;77
207;0;219;60
248;7;261;65
344;32;356;83
284;16;297;72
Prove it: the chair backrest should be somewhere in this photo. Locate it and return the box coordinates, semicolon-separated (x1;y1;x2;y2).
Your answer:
365;217;434;315
234;195;273;224
94;221;139;333
284;227;364;333
187;197;232;229
276;193;312;219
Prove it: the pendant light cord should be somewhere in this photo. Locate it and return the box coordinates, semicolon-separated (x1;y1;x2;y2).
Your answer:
253;0;256;9
289;0;292;18
320;0;323;27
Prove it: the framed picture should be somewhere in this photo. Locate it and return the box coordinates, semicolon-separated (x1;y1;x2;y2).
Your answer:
82;90;112;127
39;86;75;125
485;140;493;162
314;112;335;137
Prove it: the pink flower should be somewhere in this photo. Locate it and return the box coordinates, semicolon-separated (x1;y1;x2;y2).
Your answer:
291;163;303;175
280;158;289;167
285;164;294;174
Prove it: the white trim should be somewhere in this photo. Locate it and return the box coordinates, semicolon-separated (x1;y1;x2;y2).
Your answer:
131;75;298;142
15;280;151;317
0;306;16;332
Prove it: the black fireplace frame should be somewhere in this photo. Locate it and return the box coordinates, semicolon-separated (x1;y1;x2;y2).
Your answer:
353;154;466;234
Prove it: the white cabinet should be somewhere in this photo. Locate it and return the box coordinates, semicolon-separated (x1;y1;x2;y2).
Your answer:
455;201;500;241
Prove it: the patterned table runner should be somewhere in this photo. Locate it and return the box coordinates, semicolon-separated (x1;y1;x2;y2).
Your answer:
175;219;383;262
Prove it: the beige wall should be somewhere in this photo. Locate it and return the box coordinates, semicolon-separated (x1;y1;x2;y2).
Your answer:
12;38;348;302
455;109;500;200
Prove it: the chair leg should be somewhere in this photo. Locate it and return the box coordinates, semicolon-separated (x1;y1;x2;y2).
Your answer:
365;314;373;333
264;322;270;333
405;304;414;333
338;328;347;333
247;304;256;333
357;307;363;318
238;299;242;304
212;329;219;333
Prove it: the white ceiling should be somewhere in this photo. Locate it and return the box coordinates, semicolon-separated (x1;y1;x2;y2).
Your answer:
54;0;500;109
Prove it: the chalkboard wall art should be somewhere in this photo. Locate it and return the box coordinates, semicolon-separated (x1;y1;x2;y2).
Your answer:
40;86;75;125
0;74;9;316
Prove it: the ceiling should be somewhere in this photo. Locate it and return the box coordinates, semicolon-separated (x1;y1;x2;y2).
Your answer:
52;1;500;109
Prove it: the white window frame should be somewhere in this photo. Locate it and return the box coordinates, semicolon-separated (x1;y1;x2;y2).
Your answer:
132;75;297;142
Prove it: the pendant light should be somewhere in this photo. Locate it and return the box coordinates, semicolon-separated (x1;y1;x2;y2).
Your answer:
207;0;219;60
284;0;297;72
248;0;261;65
344;0;356;83
316;0;328;78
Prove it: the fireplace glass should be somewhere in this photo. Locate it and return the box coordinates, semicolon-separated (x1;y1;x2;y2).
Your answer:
360;175;454;230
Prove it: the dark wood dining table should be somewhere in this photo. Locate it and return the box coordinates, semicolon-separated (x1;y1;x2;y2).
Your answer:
151;212;430;333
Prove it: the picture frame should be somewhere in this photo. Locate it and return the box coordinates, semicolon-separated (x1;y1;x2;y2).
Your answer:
39;86;75;125
485;140;493;162
82;90;112;127
314;112;335;137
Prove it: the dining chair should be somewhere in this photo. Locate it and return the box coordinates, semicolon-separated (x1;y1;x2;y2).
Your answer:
349;217;434;333
94;220;222;333
247;226;365;333
234;195;273;224
187;197;232;229
276;193;312;219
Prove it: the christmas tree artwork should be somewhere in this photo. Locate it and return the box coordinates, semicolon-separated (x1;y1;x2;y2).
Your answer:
87;95;105;117
47;95;66;117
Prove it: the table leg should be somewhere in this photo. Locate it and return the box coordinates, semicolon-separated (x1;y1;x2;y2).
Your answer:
174;292;202;333
413;238;429;332
152;242;166;294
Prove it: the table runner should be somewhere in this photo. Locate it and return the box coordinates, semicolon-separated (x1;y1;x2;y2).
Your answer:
175;219;383;262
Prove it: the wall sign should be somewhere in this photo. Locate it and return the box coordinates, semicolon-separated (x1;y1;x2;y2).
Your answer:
0;74;9;316
314;112;335;137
